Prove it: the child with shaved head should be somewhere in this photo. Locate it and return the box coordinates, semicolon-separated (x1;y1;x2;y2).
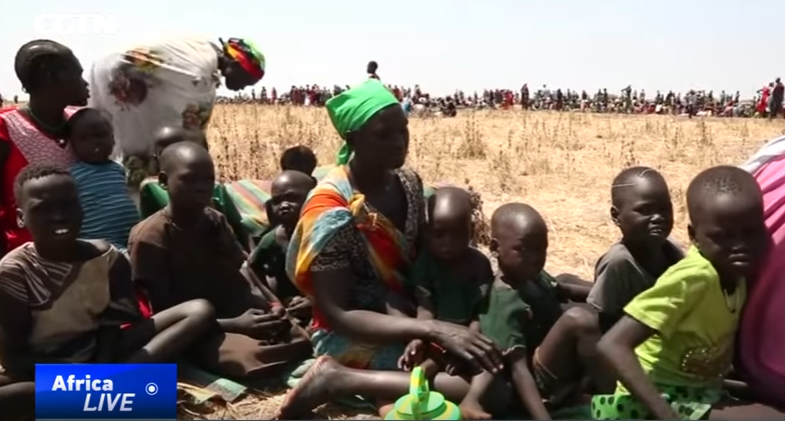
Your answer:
594;166;785;420
248;170;316;322
462;203;604;419
138;127;249;251
129;142;311;379
399;187;494;389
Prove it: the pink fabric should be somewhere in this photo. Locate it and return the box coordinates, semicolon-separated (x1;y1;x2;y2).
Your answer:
739;154;785;405
1;108;78;168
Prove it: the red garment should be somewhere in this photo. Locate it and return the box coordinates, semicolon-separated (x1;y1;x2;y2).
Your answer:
759;86;771;114
0;107;78;254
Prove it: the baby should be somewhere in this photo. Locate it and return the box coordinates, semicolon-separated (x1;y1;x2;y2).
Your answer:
249;170;316;321
67;108;139;252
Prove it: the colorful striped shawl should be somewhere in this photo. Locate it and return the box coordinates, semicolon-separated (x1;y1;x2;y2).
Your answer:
286;166;413;300
225;167;333;237
224;179;272;236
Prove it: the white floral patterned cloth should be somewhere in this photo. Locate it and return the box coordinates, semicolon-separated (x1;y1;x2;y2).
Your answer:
88;35;220;159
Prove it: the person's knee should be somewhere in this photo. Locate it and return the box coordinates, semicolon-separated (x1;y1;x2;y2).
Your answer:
555;273;590;286
563;306;599;336
180;299;216;324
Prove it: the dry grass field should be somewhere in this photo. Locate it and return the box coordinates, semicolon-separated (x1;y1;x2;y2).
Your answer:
185;105;785;419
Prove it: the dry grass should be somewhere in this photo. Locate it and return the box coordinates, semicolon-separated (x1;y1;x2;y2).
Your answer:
195;105;785;419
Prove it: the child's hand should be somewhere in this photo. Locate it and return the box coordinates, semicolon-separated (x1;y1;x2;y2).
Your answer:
398;339;425;371
287;296;312;318
269;302;287;318
232;308;287;338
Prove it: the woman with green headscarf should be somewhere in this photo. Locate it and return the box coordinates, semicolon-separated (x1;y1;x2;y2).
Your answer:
277;80;503;419
88;35;266;189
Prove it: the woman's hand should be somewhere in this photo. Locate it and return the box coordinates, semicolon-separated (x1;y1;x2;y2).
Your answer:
428;320;504;374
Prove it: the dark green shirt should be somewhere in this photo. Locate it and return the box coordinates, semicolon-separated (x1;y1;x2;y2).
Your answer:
410;248;492;325
480;271;565;354
248;227;299;300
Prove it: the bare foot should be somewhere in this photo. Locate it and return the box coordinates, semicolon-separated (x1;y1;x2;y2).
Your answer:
275;356;339;419
460;400;492;420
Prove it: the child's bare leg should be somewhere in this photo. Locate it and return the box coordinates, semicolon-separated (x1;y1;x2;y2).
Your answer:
535;306;609;399
119;299;216;363
570;308;615;393
460;371;495;420
0;375;35;421
277;356;475;419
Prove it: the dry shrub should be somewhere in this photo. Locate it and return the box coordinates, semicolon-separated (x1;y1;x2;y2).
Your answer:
202;105;784;419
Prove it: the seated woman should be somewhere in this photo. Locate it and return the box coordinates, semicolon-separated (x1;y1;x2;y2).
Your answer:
129;142;312;380
0;165;214;420
275;80;504;419
0;40;89;257
137;126;250;251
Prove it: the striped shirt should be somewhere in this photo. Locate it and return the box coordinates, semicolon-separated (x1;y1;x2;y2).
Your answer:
70;161;140;251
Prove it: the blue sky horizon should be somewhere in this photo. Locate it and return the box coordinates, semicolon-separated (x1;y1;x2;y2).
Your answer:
0;0;782;99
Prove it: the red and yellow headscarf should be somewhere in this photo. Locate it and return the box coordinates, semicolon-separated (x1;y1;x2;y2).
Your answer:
221;38;265;82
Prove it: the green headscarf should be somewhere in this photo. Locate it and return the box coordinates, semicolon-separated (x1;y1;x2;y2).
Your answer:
326;79;400;165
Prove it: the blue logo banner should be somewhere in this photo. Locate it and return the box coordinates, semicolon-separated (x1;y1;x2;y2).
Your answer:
35;364;177;420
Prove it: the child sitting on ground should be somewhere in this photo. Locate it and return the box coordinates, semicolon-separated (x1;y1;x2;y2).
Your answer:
0;165;214;420
138;126;249;252
399;187;494;380
466;203;603;420
587;167;684;393
593;165;784;420
129;142;312;380
588;166;683;333
67;108;139;252
280;145;317;176
248;170;316;323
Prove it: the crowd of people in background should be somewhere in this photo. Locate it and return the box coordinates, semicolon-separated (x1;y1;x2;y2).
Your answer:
6;78;785;119
207;77;785;119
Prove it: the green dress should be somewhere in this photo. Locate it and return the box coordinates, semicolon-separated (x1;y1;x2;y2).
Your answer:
478;281;530;352
138;178;248;247
409;249;490;325
479;272;567;395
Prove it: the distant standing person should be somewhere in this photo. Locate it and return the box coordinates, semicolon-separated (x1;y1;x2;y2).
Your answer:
88;36;266;189
771;78;784;120
367;61;380;80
